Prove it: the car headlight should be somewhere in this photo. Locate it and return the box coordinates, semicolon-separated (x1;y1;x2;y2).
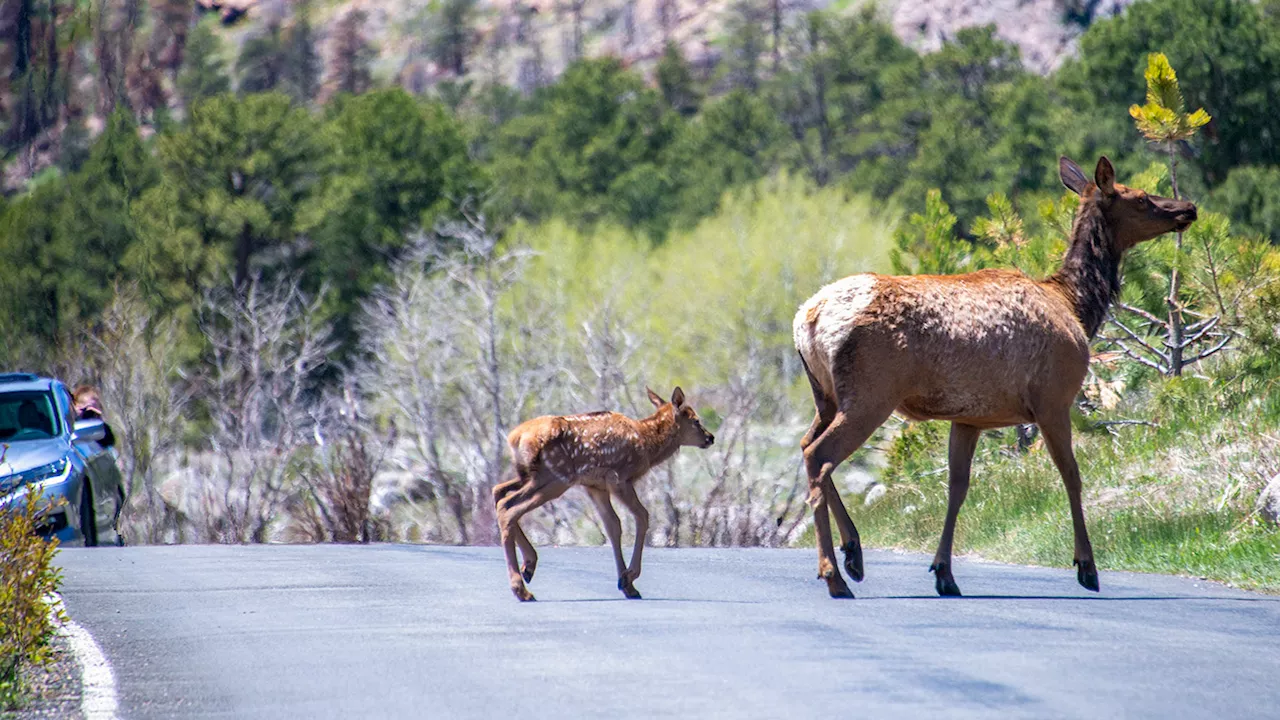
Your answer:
0;457;71;495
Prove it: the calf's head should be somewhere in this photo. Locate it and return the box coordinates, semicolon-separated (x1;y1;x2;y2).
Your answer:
647;386;714;448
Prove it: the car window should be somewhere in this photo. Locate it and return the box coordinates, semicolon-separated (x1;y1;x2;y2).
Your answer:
0;391;59;441
54;384;73;433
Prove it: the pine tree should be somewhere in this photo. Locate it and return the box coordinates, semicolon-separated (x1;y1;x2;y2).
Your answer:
330;9;374;95
1110;52;1219;377
431;0;478;77
656;42;700;117
237;22;285;94
177;18;230;105
283;0;321;103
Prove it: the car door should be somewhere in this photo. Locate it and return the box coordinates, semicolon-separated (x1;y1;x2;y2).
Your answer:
57;384;124;543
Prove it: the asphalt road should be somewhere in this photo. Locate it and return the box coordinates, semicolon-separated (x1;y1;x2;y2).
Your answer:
57;545;1280;719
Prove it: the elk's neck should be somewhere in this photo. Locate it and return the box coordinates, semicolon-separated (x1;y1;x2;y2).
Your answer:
637;408;682;468
1050;201;1123;338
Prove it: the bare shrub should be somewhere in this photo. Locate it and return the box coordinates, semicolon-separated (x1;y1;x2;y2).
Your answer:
195;275;333;543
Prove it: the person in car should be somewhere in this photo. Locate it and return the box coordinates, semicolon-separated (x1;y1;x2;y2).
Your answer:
72;385;115;448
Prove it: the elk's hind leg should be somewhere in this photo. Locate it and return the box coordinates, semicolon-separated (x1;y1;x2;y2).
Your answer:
930;423;980;597
497;478;572;601
494;476;538;582
803;400;897;599
799;354;864;582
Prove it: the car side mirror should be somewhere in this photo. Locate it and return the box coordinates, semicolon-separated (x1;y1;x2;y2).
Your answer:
73;418;107;444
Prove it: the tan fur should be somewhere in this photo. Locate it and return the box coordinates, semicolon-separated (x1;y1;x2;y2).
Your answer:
793;157;1198;598
494;387;714;601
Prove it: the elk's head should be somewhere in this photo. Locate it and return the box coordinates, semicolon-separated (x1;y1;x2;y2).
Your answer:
1060;155;1198;251
648;386;714;448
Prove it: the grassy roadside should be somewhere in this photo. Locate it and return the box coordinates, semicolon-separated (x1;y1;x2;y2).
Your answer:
0;492;66;711
801;379;1280;594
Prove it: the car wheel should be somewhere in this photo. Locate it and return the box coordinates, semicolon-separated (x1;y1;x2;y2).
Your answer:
80;480;99;547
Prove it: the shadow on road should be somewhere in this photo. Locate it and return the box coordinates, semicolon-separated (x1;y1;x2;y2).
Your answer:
874;594;1280;602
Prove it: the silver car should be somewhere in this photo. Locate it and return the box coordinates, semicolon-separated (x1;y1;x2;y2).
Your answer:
0;372;125;546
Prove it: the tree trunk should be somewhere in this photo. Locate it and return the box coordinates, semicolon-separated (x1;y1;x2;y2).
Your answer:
1166;142;1185;376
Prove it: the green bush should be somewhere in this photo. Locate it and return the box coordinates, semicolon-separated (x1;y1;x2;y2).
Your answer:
0;491;66;709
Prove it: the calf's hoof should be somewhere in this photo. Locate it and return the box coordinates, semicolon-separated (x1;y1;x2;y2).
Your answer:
841;540;865;582
521;563;536;583
619;578;643;600
512;585;537;602
930;563;962;597
1075;559;1100;592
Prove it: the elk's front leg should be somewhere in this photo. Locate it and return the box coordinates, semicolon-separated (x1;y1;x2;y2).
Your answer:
612;480;650;585
1038;410;1100;592
586;486;639;599
930;423;980;597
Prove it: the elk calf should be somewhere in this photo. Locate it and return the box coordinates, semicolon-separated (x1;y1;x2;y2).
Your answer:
793;156;1197;598
495;387;714;601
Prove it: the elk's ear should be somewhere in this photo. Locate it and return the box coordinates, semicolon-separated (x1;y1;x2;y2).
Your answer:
670;386;686;409
1059;156;1088;196
646;387;664;408
1094;156;1116;195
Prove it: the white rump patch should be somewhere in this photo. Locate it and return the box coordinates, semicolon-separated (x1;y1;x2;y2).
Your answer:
793;274;879;399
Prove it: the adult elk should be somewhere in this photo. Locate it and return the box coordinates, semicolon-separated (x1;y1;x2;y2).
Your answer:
494;387;715;601
793;156;1197;598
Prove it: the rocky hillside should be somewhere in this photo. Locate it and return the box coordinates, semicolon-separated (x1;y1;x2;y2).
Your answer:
213;0;1137;93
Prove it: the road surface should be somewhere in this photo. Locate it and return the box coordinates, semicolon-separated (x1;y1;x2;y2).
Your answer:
57;545;1280;719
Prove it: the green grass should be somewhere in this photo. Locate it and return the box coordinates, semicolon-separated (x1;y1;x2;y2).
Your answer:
799;390;1280;593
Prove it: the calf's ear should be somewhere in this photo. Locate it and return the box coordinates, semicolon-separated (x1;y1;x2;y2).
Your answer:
646;387;664;408
671;387;686;409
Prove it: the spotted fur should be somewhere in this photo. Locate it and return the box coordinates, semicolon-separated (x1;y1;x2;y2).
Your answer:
494;387;714;601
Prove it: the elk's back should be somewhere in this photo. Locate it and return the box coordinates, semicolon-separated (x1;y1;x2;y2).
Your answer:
794;270;1089;421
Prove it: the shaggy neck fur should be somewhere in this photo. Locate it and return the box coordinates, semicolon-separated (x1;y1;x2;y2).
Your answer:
1049;197;1123;338
637;407;683;467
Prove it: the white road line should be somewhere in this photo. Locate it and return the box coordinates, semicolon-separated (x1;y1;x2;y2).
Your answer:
51;594;120;720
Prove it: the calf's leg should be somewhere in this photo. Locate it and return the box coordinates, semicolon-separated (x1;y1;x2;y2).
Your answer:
611;481;650;584
586;487;640;599
497;480;571;601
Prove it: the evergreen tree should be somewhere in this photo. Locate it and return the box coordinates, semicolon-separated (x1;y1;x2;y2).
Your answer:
282;1;321;104
128;93;321;308
178;18;230;104
330;9;375;96
431;0;478;77
237;22;285;94
656;41;701;117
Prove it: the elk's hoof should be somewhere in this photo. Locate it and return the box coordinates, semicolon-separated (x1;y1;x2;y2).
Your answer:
521;564;536;583
620;581;642;600
822;571;855;599
828;583;855;599
512;586;536;602
1075;559;1100;592
841;540;865;582
930;563;962;597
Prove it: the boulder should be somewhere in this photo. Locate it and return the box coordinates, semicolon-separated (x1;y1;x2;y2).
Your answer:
1258;473;1280;527
864;484;887;507
843;468;878;496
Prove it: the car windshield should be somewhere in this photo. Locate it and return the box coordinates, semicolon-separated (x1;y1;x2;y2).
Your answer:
0;391;59;442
